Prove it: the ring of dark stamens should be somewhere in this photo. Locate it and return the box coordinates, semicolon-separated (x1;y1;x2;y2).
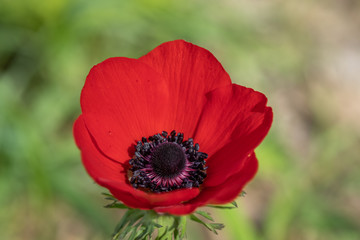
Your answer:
129;130;208;193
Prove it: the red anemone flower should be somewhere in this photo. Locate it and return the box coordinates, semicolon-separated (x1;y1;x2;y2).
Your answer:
73;40;272;215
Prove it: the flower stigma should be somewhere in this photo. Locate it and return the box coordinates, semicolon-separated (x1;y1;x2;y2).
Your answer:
129;130;208;193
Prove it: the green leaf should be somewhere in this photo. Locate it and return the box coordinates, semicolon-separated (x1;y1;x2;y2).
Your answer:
173;216;187;240
133;225;149;240
195;210;214;221
103;192;130;209
157;226;169;240
105;202;129;209
209;223;225;230
110;209;188;240
239;191;247;197
128;228;138;240
153;223;163;228
206;203;238;209
102;192;117;200
189;213;224;235
178;216;187;239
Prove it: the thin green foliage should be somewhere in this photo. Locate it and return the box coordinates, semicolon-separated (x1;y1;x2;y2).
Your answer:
206;200;238;209
189;212;224;235
104;193;186;240
102;193;130;209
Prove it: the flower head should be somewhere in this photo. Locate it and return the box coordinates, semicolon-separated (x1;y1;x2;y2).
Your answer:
73;40;273;215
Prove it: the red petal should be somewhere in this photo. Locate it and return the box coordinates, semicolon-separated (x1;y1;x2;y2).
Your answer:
196;153;258;204
203;108;271;187
73;115;125;182
193;84;272;187
139;40;232;137
80;57;171;162
98;178;200;208
194;84;270;155
154;204;199;215
74;116;146;208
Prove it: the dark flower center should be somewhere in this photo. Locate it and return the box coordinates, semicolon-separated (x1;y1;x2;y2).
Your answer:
151;142;186;178
128;130;208;193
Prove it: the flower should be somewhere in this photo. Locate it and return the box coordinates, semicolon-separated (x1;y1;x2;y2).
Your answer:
73;40;273;215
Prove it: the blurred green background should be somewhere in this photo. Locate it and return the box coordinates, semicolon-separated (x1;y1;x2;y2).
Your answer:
1;0;360;239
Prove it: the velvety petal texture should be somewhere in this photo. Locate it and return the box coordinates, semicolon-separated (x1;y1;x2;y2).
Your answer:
80;57;171;162
74;40;273;215
139;40;231;137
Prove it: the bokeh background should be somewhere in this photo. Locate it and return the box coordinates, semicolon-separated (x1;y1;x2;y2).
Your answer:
1;0;360;239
